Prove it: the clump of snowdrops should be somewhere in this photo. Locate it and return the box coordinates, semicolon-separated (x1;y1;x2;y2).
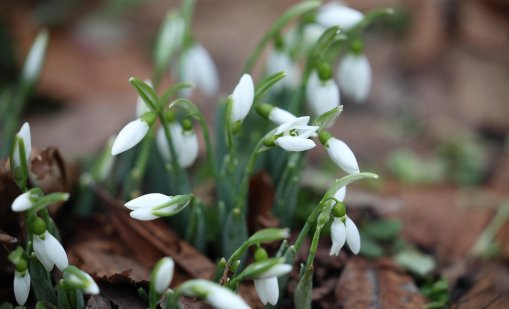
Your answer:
4;1;393;308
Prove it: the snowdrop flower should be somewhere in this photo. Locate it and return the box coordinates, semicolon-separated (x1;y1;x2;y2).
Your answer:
306;70;340;117
330;215;360;255
180;43;219;97
135;80;153;117
265;51;300;89
13;261;30;306
12;122;31;170
231;74;255;123
151;257;174;294
319;131;359;174
271;116;318;152
337;52;372;103
11;190;38;212
316;2;364;31
63;266;99;295
180;279;250;309
124;193;192;221
254;264;292;305
156;121;199;168
256;103;297;126
112;113;155;155
300;23;326;51
33;230;69;272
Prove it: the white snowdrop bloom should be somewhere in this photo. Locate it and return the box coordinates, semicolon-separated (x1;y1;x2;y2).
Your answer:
337;53;372;103
181;43;219;97
33;231;69;272
12;122;32;170
316;2;364;31
180;279;250;309
325;137;359;174
156;123;199;168
266;51;300;89
330;217;346;256
306;71;340;117
11;191;34;212
14;270;30;305
268;107;297;125
22;30;48;85
111;118;150;155
273;116;318;152
301;23;326;51
135;80;153;117
125;193;192;221
254;264;292;306
63;266;99;295
231;74;255;123
333;186;347;202
345;216;361;254
153;257;174;293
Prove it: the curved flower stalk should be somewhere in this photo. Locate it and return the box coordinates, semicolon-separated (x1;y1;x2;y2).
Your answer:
111;112;156;155
157;121;199;168
124;193;192;221
306;70;340;118
136;80;154;117
316;1;364;31
31;217;69;272
179;279;250;309
337;52;372;103
63;266;99;295
319;131;359;174
180;43;219;98
231;74;255;124
13;265;30;305
254;263;292;305
268;116;318;152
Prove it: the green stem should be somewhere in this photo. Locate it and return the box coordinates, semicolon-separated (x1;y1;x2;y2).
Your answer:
242;1;321;73
160;115;189;193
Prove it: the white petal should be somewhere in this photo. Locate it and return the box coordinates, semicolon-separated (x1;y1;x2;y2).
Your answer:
254;279;268;305
301;23;326;50
12;192;33;212
206;283;250;309
33;235;54;272
257;264;292;279
333;186;347;202
326;138;359;174
338;53;372;103
306;71;340;117
317;3;364;30
156;126;171;161
231;74;255;122
295;125;319;139
345;216;361;254
275;136;316;152
156;123;184;162
155;258;174;293
135;80;153;117
125;193;171;210
44;231;68;271
130;207;159;221
260;277;279;306
266;51;300;88
177;131;199;168
13;123;32;169
111;119;149;155
268;107;297;125
83;273;99;295
274;116;310;135
14;271;30;305
330;218;346;256
181;44;219;97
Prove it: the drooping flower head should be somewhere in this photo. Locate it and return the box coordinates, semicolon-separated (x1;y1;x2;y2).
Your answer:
316;2;364;31
151;257;175;294
180;43;219;98
11;122;32;172
124;193;192;221
111;112;156;155
63;266;99;295
251;248;292;306
11;188;42;212
255;103;297;126
180;279;250;309
337;41;372;103
231;74;255;124
31;217;68;272
329;200;361;255
13;258;30;305
319;130;359;174
306;67;340;118
268;116;318;152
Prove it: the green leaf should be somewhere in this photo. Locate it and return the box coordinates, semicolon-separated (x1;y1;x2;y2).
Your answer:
253;71;287;104
160;82;193;106
243;1;321;73
129;78;160;112
56;281;72;309
0;302;14;309
294;266;313;309
362;219;402;242
310;26;341;60
313;106;343;130
222;208;248;258
324;172;379;201
29;256;57;304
